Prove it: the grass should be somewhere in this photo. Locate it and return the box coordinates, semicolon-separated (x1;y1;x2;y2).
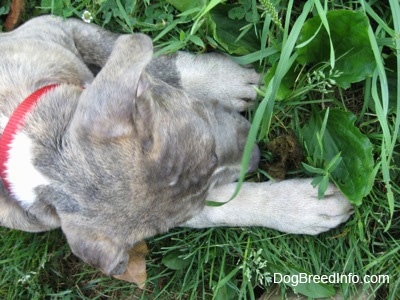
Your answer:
0;0;399;299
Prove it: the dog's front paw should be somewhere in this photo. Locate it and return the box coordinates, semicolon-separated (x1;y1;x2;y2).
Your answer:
266;179;354;235
212;56;260;111
176;52;260;110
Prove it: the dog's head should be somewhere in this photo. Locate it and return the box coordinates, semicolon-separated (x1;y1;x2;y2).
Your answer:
48;34;258;275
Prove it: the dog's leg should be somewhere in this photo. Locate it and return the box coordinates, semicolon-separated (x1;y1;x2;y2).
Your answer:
61;18;120;69
30;16;259;106
181;179;353;235
0;194;59;232
15;16;119;69
148;52;260;111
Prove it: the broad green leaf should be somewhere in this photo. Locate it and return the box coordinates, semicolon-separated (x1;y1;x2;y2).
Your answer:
263;63;298;101
318;175;330;200
188;34;205;48
228;7;246;20
213;268;239;300
297;10;375;88
286;266;335;298
209;4;259;55
0;5;10;16
311;175;324;186
302;163;325;174
167;0;206;13
213;281;237;300
301;109;374;205
41;0;64;15
269;264;335;298
162;251;190;270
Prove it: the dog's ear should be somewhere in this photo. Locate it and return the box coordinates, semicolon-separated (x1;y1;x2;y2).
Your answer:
71;34;153;140
62;222;129;275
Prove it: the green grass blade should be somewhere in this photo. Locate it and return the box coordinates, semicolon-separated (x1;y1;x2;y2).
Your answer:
388;0;400;160
229;0;314;201
313;0;335;69
361;1;395;35
190;0;223;35
115;0;134;31
231;48;279;65
366;20;395;221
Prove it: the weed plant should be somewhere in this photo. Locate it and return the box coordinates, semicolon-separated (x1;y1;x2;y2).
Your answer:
0;0;399;299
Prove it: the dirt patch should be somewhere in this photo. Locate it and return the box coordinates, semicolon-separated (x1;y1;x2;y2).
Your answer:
335;83;366;115
261;132;303;179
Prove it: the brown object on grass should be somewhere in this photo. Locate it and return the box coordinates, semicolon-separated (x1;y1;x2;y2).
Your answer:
263;131;303;179
113;240;149;288
4;0;25;31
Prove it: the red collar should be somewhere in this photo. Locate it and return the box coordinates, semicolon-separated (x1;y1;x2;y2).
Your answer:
0;84;59;192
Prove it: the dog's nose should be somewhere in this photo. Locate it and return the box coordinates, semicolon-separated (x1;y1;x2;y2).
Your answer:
247;144;261;172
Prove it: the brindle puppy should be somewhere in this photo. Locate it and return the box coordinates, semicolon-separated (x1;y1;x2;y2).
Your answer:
0;16;353;276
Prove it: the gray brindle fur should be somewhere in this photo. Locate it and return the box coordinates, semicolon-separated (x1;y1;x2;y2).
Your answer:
0;16;353;277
